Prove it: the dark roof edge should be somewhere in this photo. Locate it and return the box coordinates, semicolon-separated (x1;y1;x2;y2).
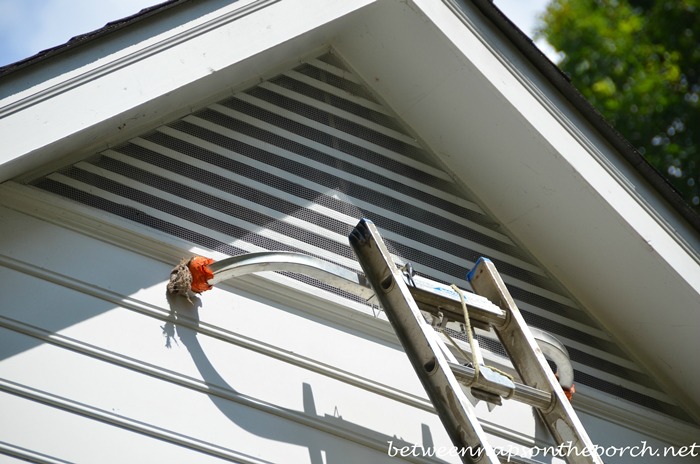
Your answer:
0;0;189;78
469;0;700;235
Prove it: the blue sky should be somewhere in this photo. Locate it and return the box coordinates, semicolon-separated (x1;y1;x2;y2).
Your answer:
0;0;554;68
0;0;160;67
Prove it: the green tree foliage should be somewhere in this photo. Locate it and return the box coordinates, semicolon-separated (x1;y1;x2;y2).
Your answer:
537;0;700;209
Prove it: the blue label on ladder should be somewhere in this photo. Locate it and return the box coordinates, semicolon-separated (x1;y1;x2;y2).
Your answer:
466;257;492;282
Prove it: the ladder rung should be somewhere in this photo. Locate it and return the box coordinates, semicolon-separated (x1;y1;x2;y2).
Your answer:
403;272;506;330
449;362;552;410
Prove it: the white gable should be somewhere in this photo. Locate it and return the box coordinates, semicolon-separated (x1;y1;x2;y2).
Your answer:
1;0;699;459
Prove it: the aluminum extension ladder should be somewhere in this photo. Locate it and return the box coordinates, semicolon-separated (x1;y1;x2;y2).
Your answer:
200;218;603;464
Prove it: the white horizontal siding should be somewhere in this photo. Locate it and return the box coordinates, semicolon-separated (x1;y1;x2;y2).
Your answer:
0;392;238;464
0;327;417;464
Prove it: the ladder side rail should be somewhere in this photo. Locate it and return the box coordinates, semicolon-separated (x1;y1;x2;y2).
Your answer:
350;219;500;464
467;258;603;464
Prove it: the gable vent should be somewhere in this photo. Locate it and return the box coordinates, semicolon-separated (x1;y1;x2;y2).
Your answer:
30;52;693;424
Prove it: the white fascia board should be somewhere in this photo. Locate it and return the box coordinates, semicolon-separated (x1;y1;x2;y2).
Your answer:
335;0;700;421
0;0;373;182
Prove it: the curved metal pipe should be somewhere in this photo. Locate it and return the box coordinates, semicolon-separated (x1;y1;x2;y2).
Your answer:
531;327;574;390
208;251;375;300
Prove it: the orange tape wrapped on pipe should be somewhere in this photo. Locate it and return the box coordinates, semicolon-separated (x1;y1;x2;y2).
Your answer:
167;256;215;301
